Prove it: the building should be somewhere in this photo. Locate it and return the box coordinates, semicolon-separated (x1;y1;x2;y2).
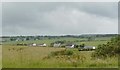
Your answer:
65;44;75;48
28;43;47;47
79;46;96;51
37;43;47;47
53;43;61;47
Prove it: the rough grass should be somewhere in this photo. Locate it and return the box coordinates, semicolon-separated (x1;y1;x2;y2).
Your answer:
0;45;2;69
2;45;118;68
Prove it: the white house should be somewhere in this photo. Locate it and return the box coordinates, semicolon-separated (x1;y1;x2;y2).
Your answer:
32;43;37;46
65;44;75;48
53;43;61;47
28;43;47;47
92;46;96;50
79;46;96;51
37;43;47;47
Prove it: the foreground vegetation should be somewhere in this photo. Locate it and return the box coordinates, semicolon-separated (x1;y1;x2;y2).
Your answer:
3;45;118;68
2;34;119;68
0;46;2;68
92;35;120;58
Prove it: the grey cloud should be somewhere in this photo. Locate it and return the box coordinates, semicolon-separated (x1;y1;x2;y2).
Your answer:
2;2;118;36
0;3;1;21
118;2;120;34
76;2;118;18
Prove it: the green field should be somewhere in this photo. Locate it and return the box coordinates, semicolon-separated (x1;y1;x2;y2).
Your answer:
0;46;2;69
2;36;118;68
2;45;118;68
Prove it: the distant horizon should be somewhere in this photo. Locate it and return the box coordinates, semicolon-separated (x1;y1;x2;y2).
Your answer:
1;33;118;37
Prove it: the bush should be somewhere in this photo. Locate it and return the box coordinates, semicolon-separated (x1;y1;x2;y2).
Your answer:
92;35;120;58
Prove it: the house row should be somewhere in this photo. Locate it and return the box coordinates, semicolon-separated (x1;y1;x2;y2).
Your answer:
28;43;74;48
53;43;75;48
78;46;96;51
17;43;47;47
29;43;47;47
53;43;96;50
16;42;96;50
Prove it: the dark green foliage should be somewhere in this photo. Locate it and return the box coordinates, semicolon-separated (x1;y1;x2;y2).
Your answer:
54;41;66;44
74;45;79;48
80;43;85;48
61;45;65;48
92;35;120;58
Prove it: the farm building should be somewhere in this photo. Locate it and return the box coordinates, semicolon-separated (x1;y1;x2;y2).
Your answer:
28;43;37;47
65;44;75;48
28;43;47;47
78;46;96;51
37;43;47;47
53;43;61;47
32;43;37;46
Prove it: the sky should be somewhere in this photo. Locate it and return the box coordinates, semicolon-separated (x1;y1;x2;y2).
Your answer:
0;3;1;36
2;2;118;36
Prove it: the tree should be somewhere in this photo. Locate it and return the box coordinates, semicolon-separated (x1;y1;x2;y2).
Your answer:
92;35;120;58
80;43;85;48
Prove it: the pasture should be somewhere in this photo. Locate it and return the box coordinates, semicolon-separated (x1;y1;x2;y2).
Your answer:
2;36;118;68
0;45;2;69
2;45;118;68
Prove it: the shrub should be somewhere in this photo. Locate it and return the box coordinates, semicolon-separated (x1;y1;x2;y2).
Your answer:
92;35;120;58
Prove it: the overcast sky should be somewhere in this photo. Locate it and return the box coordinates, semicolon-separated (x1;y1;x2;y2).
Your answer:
0;3;2;36
2;2;118;36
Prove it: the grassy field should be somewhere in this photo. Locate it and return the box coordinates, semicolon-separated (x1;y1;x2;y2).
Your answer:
2;36;118;68
0;45;2;69
2;45;118;68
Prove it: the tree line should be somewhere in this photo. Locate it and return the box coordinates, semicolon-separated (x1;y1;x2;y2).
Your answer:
2;34;117;42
